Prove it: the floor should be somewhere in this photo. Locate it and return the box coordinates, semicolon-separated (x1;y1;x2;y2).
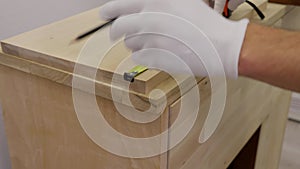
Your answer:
279;120;300;169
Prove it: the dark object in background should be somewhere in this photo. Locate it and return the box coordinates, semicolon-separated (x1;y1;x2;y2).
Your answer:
269;0;300;6
223;0;265;20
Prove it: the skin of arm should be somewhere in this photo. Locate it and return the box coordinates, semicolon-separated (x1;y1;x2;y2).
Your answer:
238;23;300;92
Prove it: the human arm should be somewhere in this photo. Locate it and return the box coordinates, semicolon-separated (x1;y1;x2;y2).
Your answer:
239;23;300;92
100;0;300;92
100;0;248;78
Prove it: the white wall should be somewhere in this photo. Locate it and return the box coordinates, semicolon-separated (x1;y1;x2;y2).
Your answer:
0;0;109;40
0;0;109;168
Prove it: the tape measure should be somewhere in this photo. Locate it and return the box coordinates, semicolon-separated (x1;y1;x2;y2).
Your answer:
123;65;148;82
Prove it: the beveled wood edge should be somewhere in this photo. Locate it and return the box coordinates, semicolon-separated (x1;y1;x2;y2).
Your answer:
0;48;204;112
0;6;172;95
0;40;168;95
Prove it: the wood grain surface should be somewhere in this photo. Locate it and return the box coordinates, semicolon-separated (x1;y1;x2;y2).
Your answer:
0;2;294;169
0;48;203;111
0;64;169;169
168;78;291;169
0;7;169;94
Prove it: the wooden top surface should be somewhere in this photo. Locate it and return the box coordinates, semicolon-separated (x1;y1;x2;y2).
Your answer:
0;7;169;94
0;0;287;98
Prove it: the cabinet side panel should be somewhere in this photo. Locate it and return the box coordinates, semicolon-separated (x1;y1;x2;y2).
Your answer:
0;64;168;169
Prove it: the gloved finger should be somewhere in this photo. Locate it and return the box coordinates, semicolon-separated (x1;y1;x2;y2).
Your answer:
110;14;141;41
214;0;227;14
124;33;195;59
123;35;145;52
130;37;208;77
124;33;181;53
118;14;207;67
111;13;179;46
131;48;195;76
100;0;143;20
228;0;246;11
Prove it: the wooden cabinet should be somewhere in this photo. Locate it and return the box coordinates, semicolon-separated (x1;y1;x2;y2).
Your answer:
0;1;293;169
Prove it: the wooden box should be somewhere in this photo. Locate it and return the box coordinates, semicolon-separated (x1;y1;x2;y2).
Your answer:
0;2;292;169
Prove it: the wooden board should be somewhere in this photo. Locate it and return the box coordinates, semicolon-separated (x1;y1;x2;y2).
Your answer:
254;89;291;169
168;78;291;169
0;63;169;169
0;3;293;169
274;6;300;31
0;49;203;111
0;7;169;94
0;62;291;169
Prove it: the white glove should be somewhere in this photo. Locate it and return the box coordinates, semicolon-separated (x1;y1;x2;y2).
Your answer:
214;0;246;13
100;0;249;78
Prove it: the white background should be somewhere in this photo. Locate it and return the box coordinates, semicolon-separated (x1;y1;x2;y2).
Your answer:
0;0;108;40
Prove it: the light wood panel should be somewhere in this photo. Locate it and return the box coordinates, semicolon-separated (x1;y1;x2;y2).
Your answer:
0;58;291;169
274;6;300;31
0;7;169;94
0;2;293;169
0;64;169;169
254;88;291;169
0;49;203;111
168;77;291;169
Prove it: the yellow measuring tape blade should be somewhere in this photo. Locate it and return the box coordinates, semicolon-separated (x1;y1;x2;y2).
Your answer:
123;65;148;82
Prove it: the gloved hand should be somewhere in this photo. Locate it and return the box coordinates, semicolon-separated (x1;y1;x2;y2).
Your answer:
100;0;249;78
214;0;246;14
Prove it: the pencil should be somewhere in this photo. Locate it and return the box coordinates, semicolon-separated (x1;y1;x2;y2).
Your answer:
74;18;117;41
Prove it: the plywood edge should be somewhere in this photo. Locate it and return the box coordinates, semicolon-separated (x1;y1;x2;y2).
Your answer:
1;40;169;95
1;41;75;71
0;49;146;109
0;6;169;95
0;49;203;112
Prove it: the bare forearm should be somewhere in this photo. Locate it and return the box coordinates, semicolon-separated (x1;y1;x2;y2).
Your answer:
239;23;300;92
